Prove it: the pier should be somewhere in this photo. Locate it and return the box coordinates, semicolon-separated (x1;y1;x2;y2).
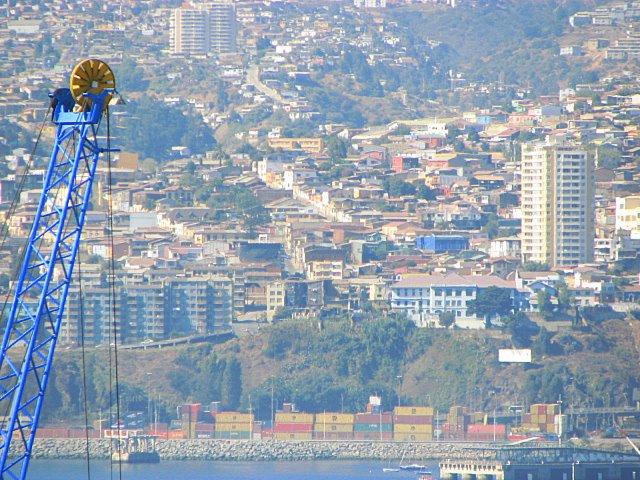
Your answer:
439;446;640;479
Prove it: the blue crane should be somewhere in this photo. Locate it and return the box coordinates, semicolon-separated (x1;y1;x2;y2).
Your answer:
0;59;116;480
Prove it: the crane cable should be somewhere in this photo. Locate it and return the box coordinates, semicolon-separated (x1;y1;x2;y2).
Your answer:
0;106;54;438
0;106;51;321
105;106;123;480
77;258;92;480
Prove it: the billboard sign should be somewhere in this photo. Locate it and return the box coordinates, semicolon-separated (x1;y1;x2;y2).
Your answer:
498;349;532;363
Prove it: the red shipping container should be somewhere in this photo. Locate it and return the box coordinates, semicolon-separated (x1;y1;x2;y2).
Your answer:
355;413;393;424
167;430;185;439
180;403;201;417
274;423;313;433
354;432;393;441
38;427;69;438
149;422;169;433
393;415;433;425
467;424;507;435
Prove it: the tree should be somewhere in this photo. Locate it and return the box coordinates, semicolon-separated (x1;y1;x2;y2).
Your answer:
482;213;500;239
325;136;348;161
221;358;242;410
521;262;549;272
467;287;513;322
556;279;573;312
536;289;554;319
438;311;456;328
383;178;416;197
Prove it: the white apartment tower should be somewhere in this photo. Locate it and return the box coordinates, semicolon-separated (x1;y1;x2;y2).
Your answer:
170;2;237;56
521;138;594;267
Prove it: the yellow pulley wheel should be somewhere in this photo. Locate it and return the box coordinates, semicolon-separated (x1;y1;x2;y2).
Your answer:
69;58;116;110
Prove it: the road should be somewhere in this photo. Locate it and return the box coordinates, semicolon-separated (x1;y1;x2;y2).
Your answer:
246;65;284;103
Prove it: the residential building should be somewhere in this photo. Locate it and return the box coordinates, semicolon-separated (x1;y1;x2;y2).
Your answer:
170;2;236;56
415;234;469;253
615;195;640;234
520;138;595;267
210;1;237;54
390;273;518;329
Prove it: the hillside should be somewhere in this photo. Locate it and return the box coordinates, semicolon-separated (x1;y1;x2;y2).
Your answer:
44;313;640;424
390;0;601;94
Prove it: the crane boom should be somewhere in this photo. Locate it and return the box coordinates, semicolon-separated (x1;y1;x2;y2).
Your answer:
0;59;116;480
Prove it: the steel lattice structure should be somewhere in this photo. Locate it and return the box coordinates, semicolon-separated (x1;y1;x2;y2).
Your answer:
0;90;113;480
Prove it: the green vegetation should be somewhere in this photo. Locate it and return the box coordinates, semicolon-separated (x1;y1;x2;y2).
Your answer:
119;97;216;160
45;312;640;422
394;1;591;94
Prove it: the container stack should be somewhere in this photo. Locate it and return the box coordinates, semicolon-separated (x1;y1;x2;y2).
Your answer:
213;412;254;439
393;406;434;442
179;403;201;439
354;412;393;440
313;413;354;440
442;405;467;440
274;405;314;440
523;404;559;433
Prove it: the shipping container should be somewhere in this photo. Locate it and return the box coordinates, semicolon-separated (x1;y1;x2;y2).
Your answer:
179;403;201;418
355;413;393;424
394;433;432;442
393;406;434;416
214;412;254;424
167;429;185;439
315;413;354;425
196;432;214;439
275;412;314;424
216;422;254;432
214;431;251;439
354;432;393;441
312;432;353;440
467;424;507;440
273;423;313;433
274;432;313;440
195;422;215;432
393;415;433;425
312;423;353;433
393;423;433;434
354;423;393;433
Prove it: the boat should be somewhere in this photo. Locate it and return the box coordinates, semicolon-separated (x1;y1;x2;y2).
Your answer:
382;467;400;473
399;464;428;471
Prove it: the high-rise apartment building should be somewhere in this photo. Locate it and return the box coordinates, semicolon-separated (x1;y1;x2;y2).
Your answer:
520;138;594;267
209;1;237;54
170;2;237;56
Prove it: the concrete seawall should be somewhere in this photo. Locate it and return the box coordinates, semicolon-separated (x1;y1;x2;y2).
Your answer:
28;439;488;461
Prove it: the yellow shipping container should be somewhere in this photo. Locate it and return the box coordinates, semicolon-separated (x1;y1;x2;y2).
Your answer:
315;413;354;425
275;413;314;424
547;404;559;415
215;422;253;432
394;433;432;442
274;432;313;440
393;424;433;434
394;406;434;416
313;423;354;433
215;413;254;423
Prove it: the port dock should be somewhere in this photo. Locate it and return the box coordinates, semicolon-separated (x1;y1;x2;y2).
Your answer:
439;446;640;479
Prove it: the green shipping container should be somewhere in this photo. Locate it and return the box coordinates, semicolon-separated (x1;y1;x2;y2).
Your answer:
214;431;251;439
354;423;393;433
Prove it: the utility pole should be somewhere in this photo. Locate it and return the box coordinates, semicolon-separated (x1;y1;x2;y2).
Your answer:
271;379;275;431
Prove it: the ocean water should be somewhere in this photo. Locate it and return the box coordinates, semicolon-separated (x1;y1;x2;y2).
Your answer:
27;460;440;479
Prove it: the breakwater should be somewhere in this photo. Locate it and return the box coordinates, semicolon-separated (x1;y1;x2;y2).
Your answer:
27;439;487;461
